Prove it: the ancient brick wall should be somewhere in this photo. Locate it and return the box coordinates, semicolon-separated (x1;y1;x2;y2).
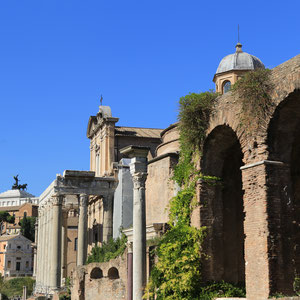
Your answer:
196;54;300;300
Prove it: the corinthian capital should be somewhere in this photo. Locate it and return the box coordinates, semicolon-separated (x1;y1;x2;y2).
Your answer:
132;172;147;189
79;194;89;207
52;194;64;206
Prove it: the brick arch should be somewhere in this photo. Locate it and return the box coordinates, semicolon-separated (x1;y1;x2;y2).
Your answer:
264;89;300;295
199;124;245;285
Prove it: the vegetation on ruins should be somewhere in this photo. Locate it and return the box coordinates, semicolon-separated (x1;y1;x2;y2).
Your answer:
144;91;246;299
232;68;273;133
19;216;36;242
86;233;127;263
0;276;35;299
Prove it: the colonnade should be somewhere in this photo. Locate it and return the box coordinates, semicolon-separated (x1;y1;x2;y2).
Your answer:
35;192;113;295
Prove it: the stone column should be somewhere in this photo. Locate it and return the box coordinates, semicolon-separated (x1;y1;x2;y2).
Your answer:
33;218;38;277
41;205;47;291
120;145;149;300
50;194;63;291
36;208;43;289
77;194;88;266
22;285;27;300
127;242;133;300
61;210;68;286
45;203;51;289
102;195;113;242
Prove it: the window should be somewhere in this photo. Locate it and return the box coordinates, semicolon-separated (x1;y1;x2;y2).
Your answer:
7;261;11;268
16;262;20;271
16;257;21;260
27;245;29;250
74;238;78;251
26;261;29;268
8;244;11;249
223;81;231;93
23;211;27;218
17;246;21;250
3;245;6;250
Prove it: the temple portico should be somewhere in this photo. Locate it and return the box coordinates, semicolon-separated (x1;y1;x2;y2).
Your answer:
35;170;116;295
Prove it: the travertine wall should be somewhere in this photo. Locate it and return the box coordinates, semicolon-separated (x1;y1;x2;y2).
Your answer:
146;154;178;226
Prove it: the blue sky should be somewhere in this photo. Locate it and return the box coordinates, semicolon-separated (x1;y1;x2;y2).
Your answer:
0;0;299;196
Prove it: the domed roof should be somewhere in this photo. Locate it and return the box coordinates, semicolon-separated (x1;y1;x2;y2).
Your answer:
215;43;264;75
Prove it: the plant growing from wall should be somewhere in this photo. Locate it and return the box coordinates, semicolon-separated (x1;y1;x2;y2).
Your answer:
86;233;127;264
144;91;222;300
232;68;273;133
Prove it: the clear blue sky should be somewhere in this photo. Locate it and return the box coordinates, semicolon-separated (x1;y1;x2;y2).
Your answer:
0;0;299;196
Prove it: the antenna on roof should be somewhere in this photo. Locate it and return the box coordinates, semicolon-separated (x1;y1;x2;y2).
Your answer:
100;94;103;106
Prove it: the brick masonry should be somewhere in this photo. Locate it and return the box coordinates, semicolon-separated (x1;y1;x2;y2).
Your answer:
192;54;300;299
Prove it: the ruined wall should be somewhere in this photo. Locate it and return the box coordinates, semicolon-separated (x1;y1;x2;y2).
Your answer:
71;253;127;300
196;54;300;300
146;154;178;226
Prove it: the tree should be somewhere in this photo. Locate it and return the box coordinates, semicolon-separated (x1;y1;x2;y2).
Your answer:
0;211;15;224
19;216;36;242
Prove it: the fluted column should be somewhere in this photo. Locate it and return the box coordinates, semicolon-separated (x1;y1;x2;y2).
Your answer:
77;194;88;266
102;195;113;242
50;194;63;290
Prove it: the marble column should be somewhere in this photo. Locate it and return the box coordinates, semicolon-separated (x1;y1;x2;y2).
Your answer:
132;172;148;300
102;195;113;242
45;203;51;289
127;242;133;300
50;194;63;291
41;205;47;291
61;210;68;286
120;145;149;300
36;208;43;288
77;194;88;266
33;219;38;277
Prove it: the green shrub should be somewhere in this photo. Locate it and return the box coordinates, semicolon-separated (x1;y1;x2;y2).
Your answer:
232;68;273;133
178;91;218;150
0;277;35;299
86;233;127;264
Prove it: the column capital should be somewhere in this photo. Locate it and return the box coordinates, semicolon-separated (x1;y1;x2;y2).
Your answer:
132;172;148;189
52;194;64;206
79;194;89;207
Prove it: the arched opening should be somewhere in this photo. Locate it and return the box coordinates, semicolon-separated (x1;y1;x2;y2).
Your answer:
200;125;245;284
90;267;103;279
107;267;119;279
223;80;231;94
267;89;300;295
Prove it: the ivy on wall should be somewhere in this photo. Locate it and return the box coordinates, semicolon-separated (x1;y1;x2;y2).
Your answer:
232;68;273;133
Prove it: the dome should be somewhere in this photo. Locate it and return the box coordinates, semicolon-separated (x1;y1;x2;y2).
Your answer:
215;43;264;75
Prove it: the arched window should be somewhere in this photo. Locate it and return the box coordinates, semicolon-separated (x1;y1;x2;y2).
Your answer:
90;267;103;279
108;267;119;279
223;81;231;94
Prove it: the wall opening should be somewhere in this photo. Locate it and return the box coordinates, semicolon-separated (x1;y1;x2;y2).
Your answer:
267;90;300;295
108;267;119;279
200;125;245;284
90;267;103;279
